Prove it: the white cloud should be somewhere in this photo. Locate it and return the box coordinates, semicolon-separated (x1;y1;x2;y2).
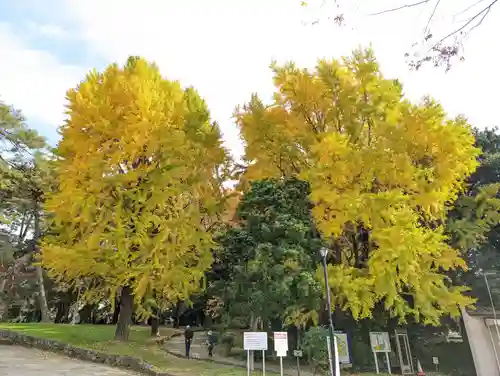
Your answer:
0;0;486;156
64;0;500;159
27;22;73;40
65;0;317;157
0;22;85;131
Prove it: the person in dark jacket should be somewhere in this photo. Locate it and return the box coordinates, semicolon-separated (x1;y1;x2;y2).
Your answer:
184;325;194;358
206;330;216;357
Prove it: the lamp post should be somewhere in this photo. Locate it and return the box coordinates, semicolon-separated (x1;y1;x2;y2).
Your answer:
320;247;337;376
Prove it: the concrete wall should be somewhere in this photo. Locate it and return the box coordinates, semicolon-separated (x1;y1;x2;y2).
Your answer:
462;308;500;376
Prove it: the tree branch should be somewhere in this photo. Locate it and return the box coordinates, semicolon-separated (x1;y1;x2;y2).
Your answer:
424;0;442;36
369;0;430;16
454;0;487;19
430;0;498;50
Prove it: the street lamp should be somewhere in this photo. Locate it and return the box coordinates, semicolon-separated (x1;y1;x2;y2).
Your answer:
320;247;337;376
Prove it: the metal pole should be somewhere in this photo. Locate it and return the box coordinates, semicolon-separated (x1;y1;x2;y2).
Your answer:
262;350;266;376
373;351;379;374
326;336;333;376
322;253;337;376
333;335;340;376
385;352;392;375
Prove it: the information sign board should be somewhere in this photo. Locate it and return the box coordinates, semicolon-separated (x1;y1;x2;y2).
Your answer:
334;332;351;364
274;331;288;355
244;332;268;351
369;332;391;353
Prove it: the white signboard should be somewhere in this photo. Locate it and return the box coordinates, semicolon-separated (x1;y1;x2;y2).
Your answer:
293;350;303;357
369;332;391;353
335;332;351;364
432;356;439;365
244;332;268;351
277;349;287;357
274;331;288;355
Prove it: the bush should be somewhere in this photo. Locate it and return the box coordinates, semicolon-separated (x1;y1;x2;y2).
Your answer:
220;331;236;356
301;326;330;375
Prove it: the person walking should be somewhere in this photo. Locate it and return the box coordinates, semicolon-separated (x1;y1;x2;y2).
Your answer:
184;325;194;358
206;330;216;357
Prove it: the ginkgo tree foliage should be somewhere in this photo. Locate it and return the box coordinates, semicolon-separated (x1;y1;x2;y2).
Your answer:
41;57;230;340
235;47;480;324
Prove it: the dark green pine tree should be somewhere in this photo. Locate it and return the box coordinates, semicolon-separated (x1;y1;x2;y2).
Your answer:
211;178;323;329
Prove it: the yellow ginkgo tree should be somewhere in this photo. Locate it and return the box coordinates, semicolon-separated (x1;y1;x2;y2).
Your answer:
41;57;229;340
235;48;480;324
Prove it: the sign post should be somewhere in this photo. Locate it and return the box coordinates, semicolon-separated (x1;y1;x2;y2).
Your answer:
274;332;288;376
263;350;266;376
433;356;439;372
294;349;303;376
369;332;392;375
244;332;268;376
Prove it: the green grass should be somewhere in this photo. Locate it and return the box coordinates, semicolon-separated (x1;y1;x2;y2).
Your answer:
0;323;269;376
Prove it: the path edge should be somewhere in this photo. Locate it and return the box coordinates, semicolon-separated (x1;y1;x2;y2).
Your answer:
0;329;174;376
163;346;248;369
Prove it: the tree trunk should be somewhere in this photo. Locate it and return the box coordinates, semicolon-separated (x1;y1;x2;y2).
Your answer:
0;278;7;321
35;266;50;322
174;299;182;328
112;296;120;325
79;304;95;323
55;301;68;323
249;314;259;371
34;207;51;323
114;285;133;341
150;307;160;337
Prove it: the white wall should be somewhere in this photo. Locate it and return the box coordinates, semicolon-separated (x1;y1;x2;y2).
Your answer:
462;308;500;376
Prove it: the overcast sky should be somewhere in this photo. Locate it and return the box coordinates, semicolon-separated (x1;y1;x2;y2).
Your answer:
0;0;498;158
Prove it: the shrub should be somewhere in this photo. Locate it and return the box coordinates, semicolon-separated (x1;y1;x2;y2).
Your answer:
301;326;330;375
220;331;236;356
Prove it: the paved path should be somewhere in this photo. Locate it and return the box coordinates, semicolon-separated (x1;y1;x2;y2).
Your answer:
165;332;314;376
0;346;139;375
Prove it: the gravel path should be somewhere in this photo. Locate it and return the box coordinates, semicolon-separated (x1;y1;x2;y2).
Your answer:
0;346;139;375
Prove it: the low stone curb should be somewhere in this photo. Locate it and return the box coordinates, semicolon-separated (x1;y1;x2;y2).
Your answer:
0;329;174;376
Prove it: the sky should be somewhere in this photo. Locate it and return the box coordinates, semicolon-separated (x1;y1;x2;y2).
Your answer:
0;0;498;159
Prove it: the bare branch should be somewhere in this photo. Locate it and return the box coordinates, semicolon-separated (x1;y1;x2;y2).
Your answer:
369;0;430;16
308;0;498;70
430;0;498;50
466;1;493;35
424;0;442;36
454;0;487;19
